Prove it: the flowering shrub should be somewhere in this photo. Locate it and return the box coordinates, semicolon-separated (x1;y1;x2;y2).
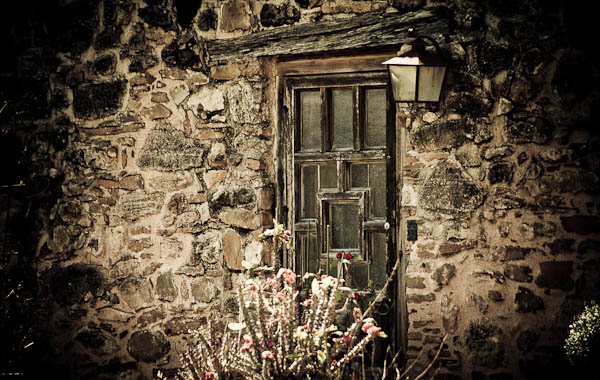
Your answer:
565;301;600;365
159;222;443;380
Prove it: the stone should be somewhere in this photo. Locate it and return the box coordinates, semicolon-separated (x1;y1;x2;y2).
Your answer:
151;91;169;103
163;315;207;336
141;104;172;120
260;3;300;27
578;239;600;254
540;170;599;194
75;327;117;354
410;119;474;151
128;237;153;252
156;271;178;302
161;31;204;70
97;307;135;322
191;277;220;303
220;0;253;32
208;142;227;167
138;0;175;30
406;276;426;289
193;231;223;273
187;87;225;115
111;191;165;222
465;319;504;368
503;119;551;144
227;81;264;124
514;286;544;313
52;224;71;252
516;330;539;353
407;293;436;303
148;172;194;191
534;261;574;290
219;208;258;230
441;294;458;333
488;161;514;184
545;239;575;255
197;8;217;31
73;80;127;119
560;215;600;235
120;174;144;191
503;264;533;283
488;290;504;302
111;258;141;279
93;54;117;75
170;84;190;105
118;277;154;310
420;158;484;217
223;229;243;270
432;263;456;288
137;128;206;171
439;240;476;256
48;264;107;305
127;330;171;362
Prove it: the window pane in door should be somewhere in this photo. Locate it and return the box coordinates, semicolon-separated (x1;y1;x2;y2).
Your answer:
370;163;386;218
370;232;387;288
320;163;337;189
330;203;359;249
366;88;386;148
296;231;319;274
331;89;353;150
300;90;321;151
301;165;317;218
350;163;368;188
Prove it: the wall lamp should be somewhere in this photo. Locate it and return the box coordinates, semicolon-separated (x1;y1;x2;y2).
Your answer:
383;36;448;103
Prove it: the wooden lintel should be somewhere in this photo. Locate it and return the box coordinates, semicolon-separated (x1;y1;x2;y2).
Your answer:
206;7;451;64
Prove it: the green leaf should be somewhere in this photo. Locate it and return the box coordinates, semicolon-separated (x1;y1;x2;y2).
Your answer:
377;331;388;339
286;353;302;360
317;350;326;364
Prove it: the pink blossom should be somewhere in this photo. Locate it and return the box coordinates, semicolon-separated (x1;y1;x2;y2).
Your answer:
366;326;381;335
321;274;329;280
330;359;338;370
342;333;352;345
284;269;297;284
303;299;312;307
261;350;274;359
205;372;215;379
361;322;375;334
274;292;285;301
243;336;252;344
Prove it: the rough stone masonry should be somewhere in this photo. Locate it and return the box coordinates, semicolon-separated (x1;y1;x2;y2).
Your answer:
0;0;598;379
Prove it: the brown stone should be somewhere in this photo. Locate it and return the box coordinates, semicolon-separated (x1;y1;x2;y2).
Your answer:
246;158;264;171
220;0;253;32
151;91;169;103
190;277;220;303
560;215;600;235
504;264;533;282
534;261;574;290
128;237;153;252
219;208;258;230
156;271;178;302
223;229;243;270
120;174;144;190
92;179;120;189
257;188;273;210
439;240;476;256
141;104;172;120
406;276;426;289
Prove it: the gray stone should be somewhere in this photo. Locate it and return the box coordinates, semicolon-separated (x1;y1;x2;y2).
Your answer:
504;264;533;282
191;277;220;303
465;319;504;368
97;307;135;322
534;261;574;290
220;0;253;32
110;258;141;280
407;293;436;303
156;271;178;302
260;3;300;27
420;158;483;217
488;161;514;184
503;119;551;144
127;330;171;362
514;286;544;313
112;191;165;222
73;80;127;119
441;294;458;333
410;120;474;151
48;264;107;305
137;128;206;171
488;290;504;302
118;277;154;310
432;263;456;288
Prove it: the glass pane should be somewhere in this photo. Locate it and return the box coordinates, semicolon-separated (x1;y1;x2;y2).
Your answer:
300;90;321;151
320;163;337;189
301;166;317;218
389;65;416;101
296;231;319;274
370;232;387;288
349;261;369;289
417;66;446;102
331;89;353;150
366;88;386;147
351;163;368;188
370;163;386;218
330;203;359;249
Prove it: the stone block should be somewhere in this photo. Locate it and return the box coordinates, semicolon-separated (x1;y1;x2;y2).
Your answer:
73;80;127;119
112;191;165;222
223;229;243;270
187;87;225;115
504;264;533;283
137;128;206;171
534;261;574;290
220;0;253;32
219;208;259;230
514;286;544;313
561;215;600;235
465;319;504;368
156;271;178;302
141;103;172;120
127;330;171;362
191;277;220;303
432;263;456;288
48;264;107;305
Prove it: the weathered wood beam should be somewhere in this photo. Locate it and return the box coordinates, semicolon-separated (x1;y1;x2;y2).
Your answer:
206;7;451;63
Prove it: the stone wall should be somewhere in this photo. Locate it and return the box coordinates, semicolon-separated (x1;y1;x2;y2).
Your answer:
0;0;598;379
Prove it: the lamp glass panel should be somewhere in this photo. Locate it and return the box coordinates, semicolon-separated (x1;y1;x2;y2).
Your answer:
388;65;416;102
417;66;446;102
